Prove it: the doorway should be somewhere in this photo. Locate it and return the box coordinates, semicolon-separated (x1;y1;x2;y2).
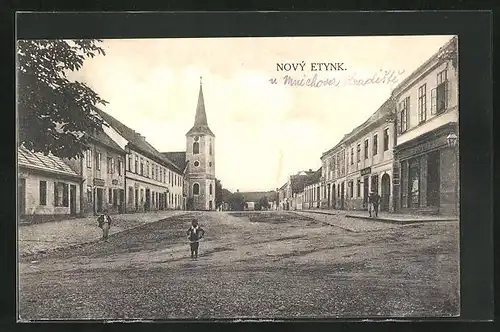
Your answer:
70;184;77;215
340;182;345;210
363;176;369;209
96;188;103;213
145;189;150;211
332;184;336;209
381;174;391;212
427;151;440;207
209;200;213;210
18;178;26;216
135;189;139;211
327;184;331;208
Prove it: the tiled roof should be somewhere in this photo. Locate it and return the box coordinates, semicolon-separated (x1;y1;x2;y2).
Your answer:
306;167;322;186
88;130;125;153
161;152;187;170
94;108;182;173
18;145;79;177
238;191;277;203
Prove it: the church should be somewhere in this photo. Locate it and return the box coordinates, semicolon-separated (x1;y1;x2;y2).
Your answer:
162;77;216;211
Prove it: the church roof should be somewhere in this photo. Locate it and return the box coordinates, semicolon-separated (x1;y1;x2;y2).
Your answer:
186;78;215;137
161;151;187;171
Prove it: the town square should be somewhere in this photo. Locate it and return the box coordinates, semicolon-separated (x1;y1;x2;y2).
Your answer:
17;35;460;320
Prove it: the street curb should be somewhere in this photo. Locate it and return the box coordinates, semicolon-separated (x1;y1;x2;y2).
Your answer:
300;210;338;216
291;211;357;233
345;214;458;224
19;212;190;259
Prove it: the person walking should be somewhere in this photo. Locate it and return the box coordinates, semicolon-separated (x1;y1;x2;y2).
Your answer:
186;219;205;259
97;209;112;241
372;191;381;218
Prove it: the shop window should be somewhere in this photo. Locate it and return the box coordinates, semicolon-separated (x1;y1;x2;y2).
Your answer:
408;159;421;208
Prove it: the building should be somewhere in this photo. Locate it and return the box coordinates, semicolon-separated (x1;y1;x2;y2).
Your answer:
64;130;126;216
289;170;315;210
339;98;396;211
184;78;216;211
321;137;347;210
392;37;459;216
303;167;322;209
95;109;185;213
18;145;81;223
278;183;289;210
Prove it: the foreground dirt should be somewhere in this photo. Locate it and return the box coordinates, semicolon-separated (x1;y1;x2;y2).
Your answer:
18;211;459;320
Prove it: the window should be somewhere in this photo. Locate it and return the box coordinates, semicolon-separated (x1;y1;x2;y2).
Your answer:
350;148;354;165
383;129;389;151
86;149;92;168
160;169;162;183
194;161;200;167
128;155;132;171
135;155;138;174
108;188;113;204
356;179;361;198
118;159;122;176
373;134;378;155
209;142;213;155
418;84;427;123
357;144;361;162
146;161;150;177
398;97;409;133
209;162;212;167
436;69;448;113
169;171;172;184
209;183;213;195
364;139;369;159
349;181;353;198
54;182;68;207
140;158;144;176
96;152;101;170
156;165;159;180
152;164;155;179
193;183;200;195
107;157;113;174
39;181;47;205
193;142;200;154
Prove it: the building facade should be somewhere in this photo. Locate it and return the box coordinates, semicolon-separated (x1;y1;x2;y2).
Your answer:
185;79;216;211
303;168;322;209
18;145;81;223
95;109;185;213
392;37;459;216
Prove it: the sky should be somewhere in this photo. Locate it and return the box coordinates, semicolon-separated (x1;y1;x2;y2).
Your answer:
70;35;454;192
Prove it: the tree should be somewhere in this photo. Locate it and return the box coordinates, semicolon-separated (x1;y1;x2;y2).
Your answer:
258;196;270;210
17;39;108;159
229;191;246;211
215;178;223;209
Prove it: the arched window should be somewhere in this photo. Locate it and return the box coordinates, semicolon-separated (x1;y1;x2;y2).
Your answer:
193;183;200;195
209;142;213;155
209;183;213;195
193;142;199;154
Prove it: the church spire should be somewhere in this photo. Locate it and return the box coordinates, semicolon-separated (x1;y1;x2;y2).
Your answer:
186;76;214;137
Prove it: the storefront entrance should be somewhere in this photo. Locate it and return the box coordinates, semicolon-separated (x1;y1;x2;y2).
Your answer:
363;177;369;209
381;173;390;212
427;150;440;207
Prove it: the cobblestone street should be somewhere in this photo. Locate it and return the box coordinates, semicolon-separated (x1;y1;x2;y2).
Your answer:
18;211;460;320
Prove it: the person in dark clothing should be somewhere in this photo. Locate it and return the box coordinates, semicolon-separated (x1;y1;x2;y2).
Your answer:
97;209;112;241
187;219;205;259
368;191;381;217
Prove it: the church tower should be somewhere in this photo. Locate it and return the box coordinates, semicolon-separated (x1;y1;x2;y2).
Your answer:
186;77;216;210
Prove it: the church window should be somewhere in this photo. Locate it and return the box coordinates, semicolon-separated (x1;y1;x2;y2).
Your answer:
193;183;200;195
194;161;200;167
209;184;213;195
194;136;200;142
193;142;199;154
209;142;212;155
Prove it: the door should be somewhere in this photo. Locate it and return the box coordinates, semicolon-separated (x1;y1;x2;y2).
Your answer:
135;189;139;211
381;174;390;212
145;189;150;211
70;184;77;215
363;176;369;209
119;189;125;213
427;151;440;207
96;188;103;213
327;184;331;208
209;200;213;210
340;182;345;210
18;178;26;216
332;184;336;209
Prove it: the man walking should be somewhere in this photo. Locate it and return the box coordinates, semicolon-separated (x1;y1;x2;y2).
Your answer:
97;209;112;241
187;219;205;259
372;191;381;218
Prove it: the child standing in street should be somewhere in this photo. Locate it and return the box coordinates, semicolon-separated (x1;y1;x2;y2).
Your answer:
187;219;205;259
97;209;112;241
